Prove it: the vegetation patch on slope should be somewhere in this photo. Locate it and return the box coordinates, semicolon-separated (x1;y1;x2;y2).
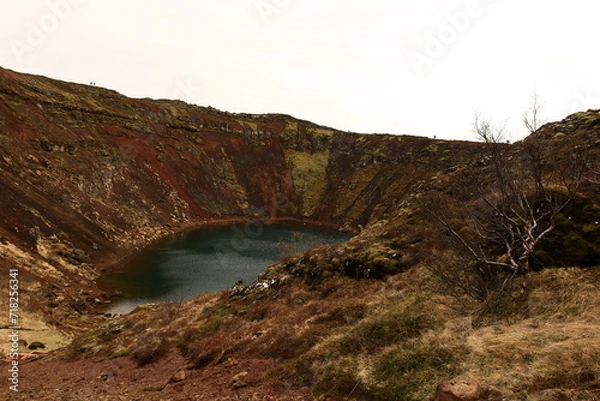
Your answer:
286;150;329;217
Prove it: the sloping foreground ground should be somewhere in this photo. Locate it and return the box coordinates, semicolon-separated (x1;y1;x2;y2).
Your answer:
10;266;600;400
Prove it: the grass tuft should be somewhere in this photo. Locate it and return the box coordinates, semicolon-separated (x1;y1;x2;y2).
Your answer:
370;339;467;401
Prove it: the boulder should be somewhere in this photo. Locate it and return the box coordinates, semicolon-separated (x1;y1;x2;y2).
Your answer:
435;376;482;401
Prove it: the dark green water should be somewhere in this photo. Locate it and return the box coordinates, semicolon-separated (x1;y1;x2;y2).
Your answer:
100;224;350;313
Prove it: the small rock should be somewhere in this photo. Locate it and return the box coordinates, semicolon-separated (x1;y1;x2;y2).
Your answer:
28;226;42;239
435;376;482;401
28;341;46;350
99;372;109;381
69;248;91;264
171;370;186;383
231;371;248;389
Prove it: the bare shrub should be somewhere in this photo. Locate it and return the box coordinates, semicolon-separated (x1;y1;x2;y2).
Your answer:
161;296;186;324
130;335;168;366
426;108;588;314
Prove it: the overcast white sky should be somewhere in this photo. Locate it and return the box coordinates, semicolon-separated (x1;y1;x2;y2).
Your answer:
1;0;599;140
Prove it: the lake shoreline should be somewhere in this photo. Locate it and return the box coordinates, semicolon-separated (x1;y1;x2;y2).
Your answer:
98;216;352;273
95;217;353;313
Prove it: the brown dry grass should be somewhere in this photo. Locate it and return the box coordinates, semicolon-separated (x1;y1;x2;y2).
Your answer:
292;265;600;400
460;267;600;396
52;264;600;401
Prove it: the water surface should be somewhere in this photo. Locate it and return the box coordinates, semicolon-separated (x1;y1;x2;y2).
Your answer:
100;224;349;313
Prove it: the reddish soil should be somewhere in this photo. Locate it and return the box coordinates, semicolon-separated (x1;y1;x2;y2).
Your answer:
6;355;313;401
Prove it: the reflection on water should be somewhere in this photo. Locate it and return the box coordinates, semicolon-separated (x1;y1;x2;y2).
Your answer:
100;224;350;314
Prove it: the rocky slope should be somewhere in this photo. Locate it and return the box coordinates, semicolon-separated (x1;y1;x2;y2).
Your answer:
0;66;480;339
1;67;599;400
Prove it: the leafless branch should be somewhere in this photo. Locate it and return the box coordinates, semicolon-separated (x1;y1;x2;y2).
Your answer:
522;89;546;134
426;104;584;314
